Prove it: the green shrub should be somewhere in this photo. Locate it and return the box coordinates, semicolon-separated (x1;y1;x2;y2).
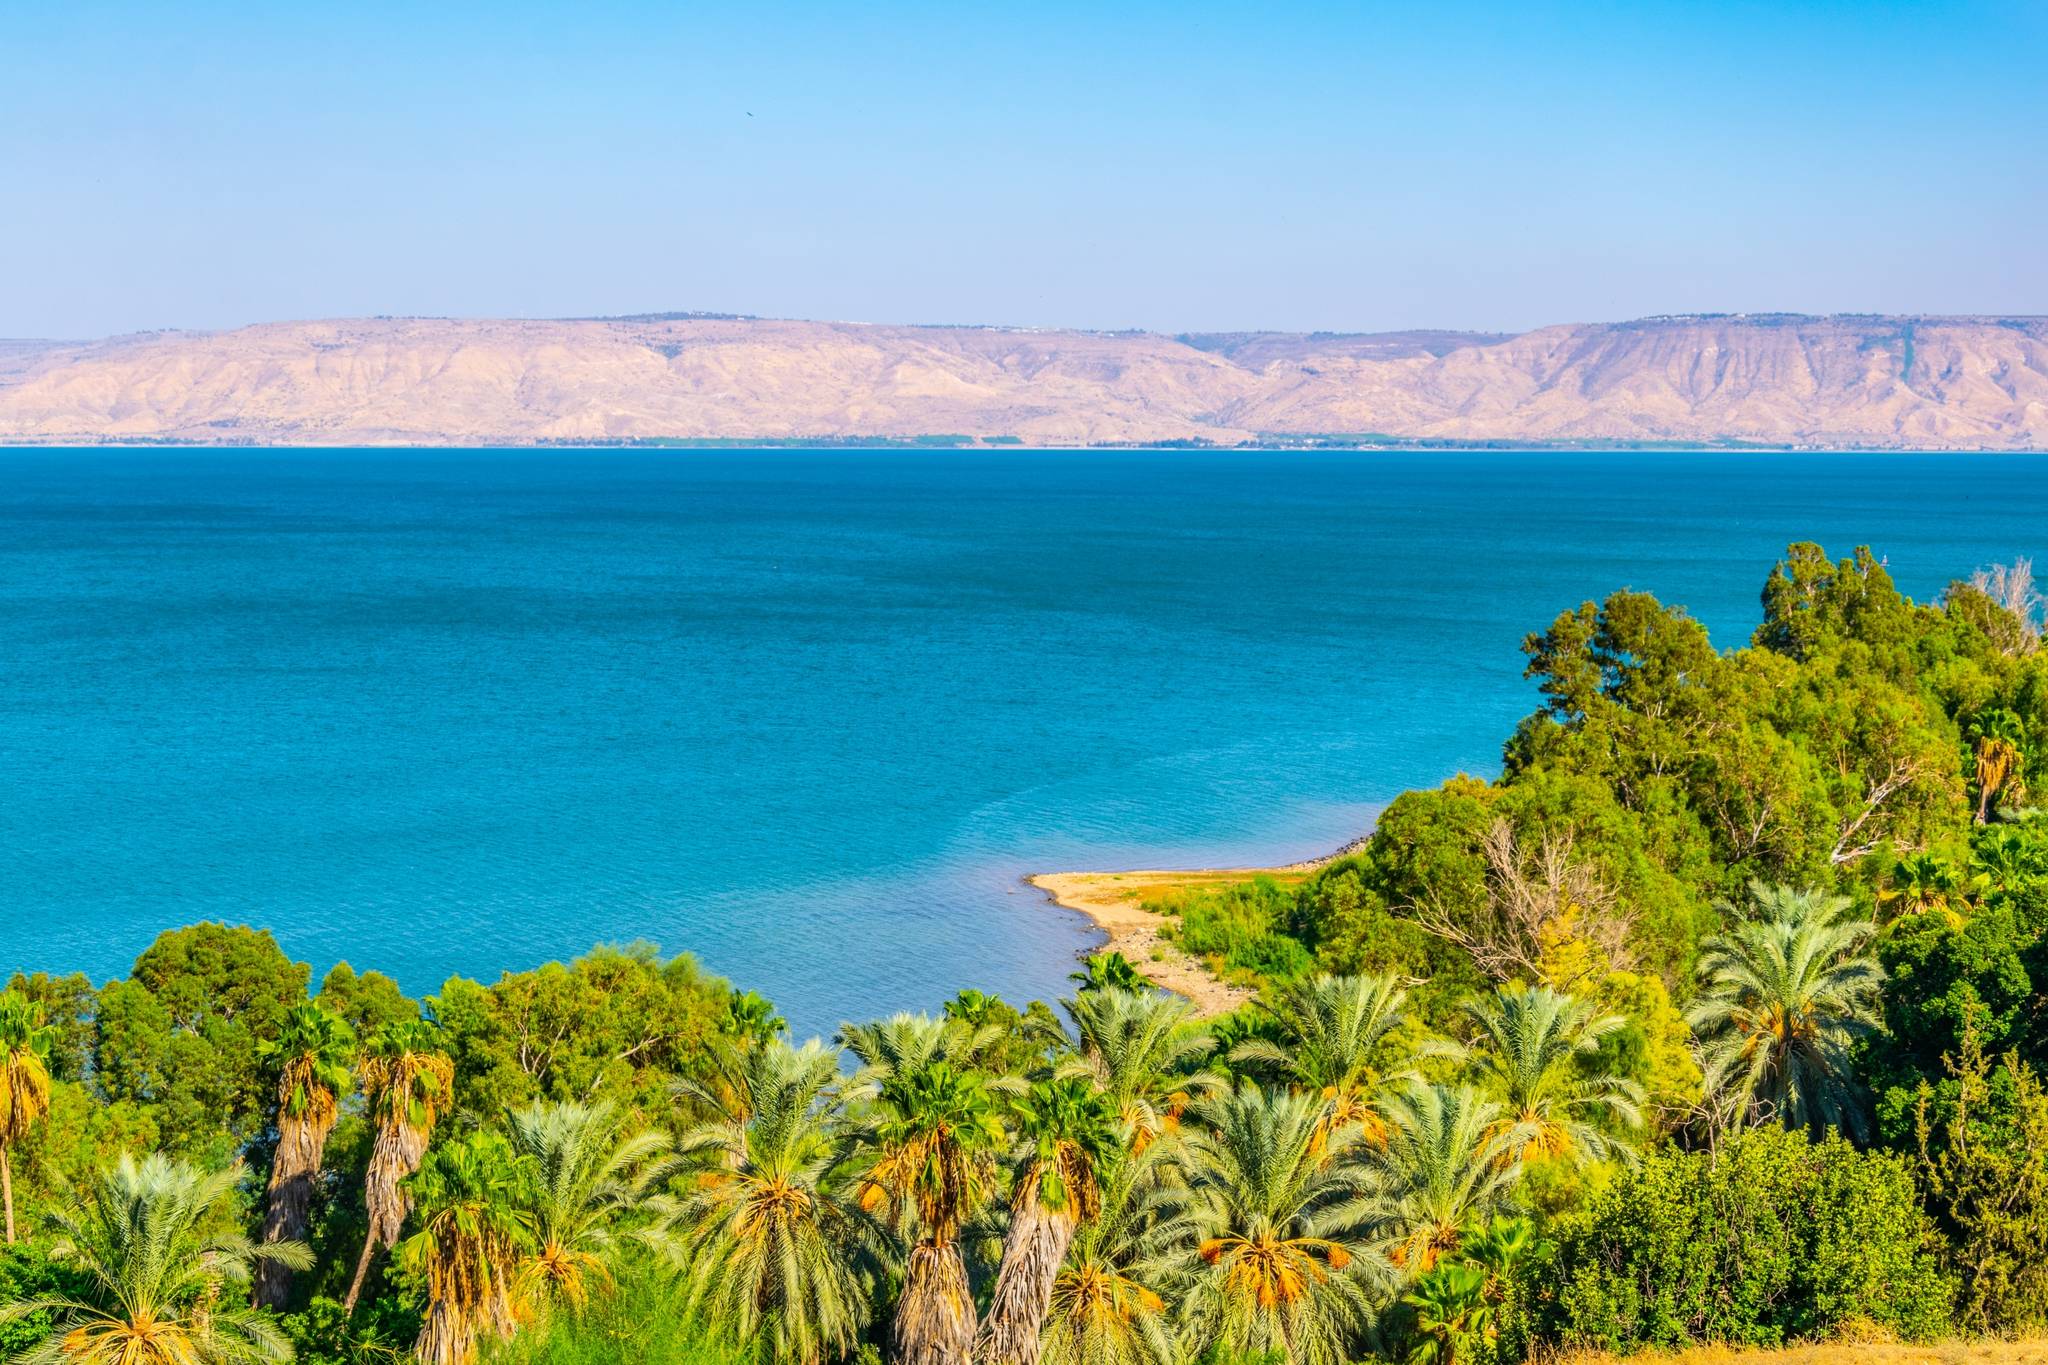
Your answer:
1543;1126;1953;1352
485;1257;743;1365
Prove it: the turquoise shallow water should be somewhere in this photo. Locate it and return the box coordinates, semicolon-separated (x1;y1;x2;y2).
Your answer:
2;448;2043;1034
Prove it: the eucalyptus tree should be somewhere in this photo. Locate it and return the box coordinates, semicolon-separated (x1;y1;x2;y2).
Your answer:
0;1154;310;1365
667;1039;881;1365
1459;985;1642;1166
1160;1083;1383;1365
0;991;56;1244
253;1002;356;1306
1688;884;1884;1139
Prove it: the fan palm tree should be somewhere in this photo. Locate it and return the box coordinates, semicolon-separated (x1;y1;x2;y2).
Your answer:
1358;1082;1520;1272
1972;709;2026;823
507;1100;671;1321
859;1061;1004;1365
667;1038;881;1365
0;1153;310;1365
1037;1139;1178;1365
1057;989;1218;1152
0;991;57;1244
1878;852;1981;924
1402;1262;1492;1365
976;1076;1121;1365
1070;953;1146;994
1688;884;1884;1140
344;1019;457;1314
252;1003;356;1307
1241;974;1408;1152
397;1131;534;1365
1458;986;1641;1166
1161;1083;1382;1365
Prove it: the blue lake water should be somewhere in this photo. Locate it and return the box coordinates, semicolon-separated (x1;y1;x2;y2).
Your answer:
1;448;2042;1035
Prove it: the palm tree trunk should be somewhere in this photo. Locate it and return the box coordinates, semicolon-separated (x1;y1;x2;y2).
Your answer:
975;1206;1074;1365
1;1143;14;1245
256;1109;337;1308
893;1241;977;1365
343;1120;427;1314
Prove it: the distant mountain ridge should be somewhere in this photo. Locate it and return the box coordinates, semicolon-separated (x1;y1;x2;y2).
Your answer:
1;313;2043;448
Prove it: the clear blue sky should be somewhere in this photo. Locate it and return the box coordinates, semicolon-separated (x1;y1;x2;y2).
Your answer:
6;0;2044;338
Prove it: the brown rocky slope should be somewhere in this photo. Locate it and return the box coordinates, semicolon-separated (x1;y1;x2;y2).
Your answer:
0;313;2042;448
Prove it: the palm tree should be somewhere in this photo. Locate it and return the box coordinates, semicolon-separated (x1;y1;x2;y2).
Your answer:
1879;851;1980;924
1459;986;1641;1166
1243;974;1408;1151
1402;1262;1492;1365
1070;953;1146;994
1057;989;1218;1152
0;991;56;1244
252;1003;356;1307
344;1019;456;1314
976;1076;1121;1365
667;1038;881;1365
1037;1139;1178;1365
507;1100;671;1321
1162;1083;1382;1365
397;1131;534;1365
1688;883;1884;1140
0;1153;310;1365
843;1012;1005;1092
1972;709;2026;823
860;1061;1004;1365
1358;1082;1520;1272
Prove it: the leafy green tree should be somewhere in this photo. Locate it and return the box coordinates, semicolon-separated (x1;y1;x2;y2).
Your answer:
397;1131;534;1365
1914;1015;2048;1335
253;1003;356;1308
0;1154;310;1365
1163;1083;1381;1365
668;1039;879;1365
1688;883;1883;1139
1459;986;1641;1167
344;1020;456;1314
1544;1126;1952;1350
977;1077;1121;1365
507;1100;670;1321
93;925;310;1155
0;993;57;1244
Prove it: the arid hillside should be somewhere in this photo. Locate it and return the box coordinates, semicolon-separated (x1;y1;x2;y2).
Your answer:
1;313;2043;448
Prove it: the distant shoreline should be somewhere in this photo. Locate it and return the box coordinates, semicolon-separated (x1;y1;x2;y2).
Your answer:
1028;832;1369;1015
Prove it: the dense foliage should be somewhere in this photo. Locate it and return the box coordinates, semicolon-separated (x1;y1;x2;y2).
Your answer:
3;543;2048;1363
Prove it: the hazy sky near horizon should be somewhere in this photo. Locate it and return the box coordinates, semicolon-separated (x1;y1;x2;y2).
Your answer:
6;1;2045;339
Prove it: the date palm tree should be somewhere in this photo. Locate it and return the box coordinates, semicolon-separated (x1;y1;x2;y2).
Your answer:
1037;1139;1178;1365
1459;985;1641;1166
344;1019;456;1314
976;1076;1121;1365
859;1061;1004;1365
1161;1083;1383;1365
0;1153;310;1365
1688;884;1884;1140
1358;1082;1520;1272
667;1038;882;1365
253;1003;356;1307
1241;974;1408;1152
398;1131;534;1365
1056;989;1218;1152
0;991;57;1244
507;1100;671;1321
